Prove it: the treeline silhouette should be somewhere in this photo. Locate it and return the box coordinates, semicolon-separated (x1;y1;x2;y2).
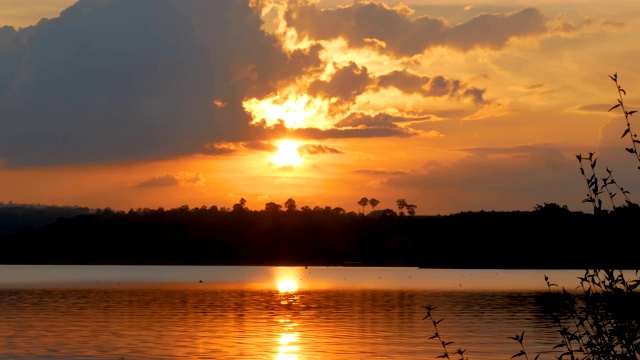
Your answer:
0;204;92;234
1;202;638;268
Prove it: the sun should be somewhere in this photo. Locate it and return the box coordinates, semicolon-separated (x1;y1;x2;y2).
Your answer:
271;140;303;167
277;279;299;293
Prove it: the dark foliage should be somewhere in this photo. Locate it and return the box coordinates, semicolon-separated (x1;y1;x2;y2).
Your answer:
0;205;92;234
1;205;638;267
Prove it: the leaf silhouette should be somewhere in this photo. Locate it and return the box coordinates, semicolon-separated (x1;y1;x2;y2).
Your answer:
609;103;621;112
622;128;630;138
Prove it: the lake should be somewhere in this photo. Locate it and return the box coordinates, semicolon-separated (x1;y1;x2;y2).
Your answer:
0;266;589;359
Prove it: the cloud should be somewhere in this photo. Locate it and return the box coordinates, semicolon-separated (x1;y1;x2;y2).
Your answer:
298;144;344;155
571;103;615;113
292;125;418;139
448;8;547;50
244;141;279;152
0;0;320;168
284;1;548;56
0;0;221;168
137;172;205;188
336;112;408;128
179;172;206;186
510;83;545;92
601;20;625;29
247;118;418;140
374;70;489;104
0;0;533;169
137;174;180;188
376;70;429;94
462;87;490;105
307;61;372;112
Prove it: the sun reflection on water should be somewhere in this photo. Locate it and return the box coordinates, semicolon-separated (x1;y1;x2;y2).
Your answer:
276;318;300;360
275;270;300;360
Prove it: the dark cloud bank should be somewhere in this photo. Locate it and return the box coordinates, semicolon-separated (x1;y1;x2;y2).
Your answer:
0;0;301;168
0;0;549;168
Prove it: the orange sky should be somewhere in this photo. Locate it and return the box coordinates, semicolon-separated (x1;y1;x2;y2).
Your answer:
1;0;639;215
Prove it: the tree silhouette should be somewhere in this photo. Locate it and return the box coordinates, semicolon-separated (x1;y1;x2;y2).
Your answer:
369;198;380;212
232;198;247;212
264;202;282;212
381;208;397;216
357;197;369;214
396;199;407;215
406;204;417;216
284;198;297;212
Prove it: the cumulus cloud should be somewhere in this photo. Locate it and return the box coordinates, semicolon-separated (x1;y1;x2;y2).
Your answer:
307;61;372;110
374;70;489;104
0;0;533;169
0;0;318;168
1;0;220;168
284;1;548;56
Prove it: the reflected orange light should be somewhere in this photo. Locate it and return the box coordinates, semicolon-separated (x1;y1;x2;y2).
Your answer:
279;333;299;344
277;320;299;360
276;353;298;360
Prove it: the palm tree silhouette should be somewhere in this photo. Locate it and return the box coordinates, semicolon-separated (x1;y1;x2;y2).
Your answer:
369;198;380;212
357;197;369;214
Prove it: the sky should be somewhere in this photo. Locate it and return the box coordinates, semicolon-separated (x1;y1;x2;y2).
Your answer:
0;0;639;215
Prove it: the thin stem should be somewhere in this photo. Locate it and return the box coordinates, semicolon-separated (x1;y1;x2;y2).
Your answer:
602;167;634;208
576;153;603;213
423;306;467;360
609;73;640;166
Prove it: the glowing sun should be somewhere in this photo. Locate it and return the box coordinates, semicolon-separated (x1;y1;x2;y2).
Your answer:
271;140;303;167
277;279;299;293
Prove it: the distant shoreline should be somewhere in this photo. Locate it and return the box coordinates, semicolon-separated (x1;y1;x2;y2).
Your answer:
1;205;638;269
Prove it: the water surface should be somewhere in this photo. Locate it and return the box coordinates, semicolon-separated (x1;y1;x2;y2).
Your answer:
0;266;586;360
